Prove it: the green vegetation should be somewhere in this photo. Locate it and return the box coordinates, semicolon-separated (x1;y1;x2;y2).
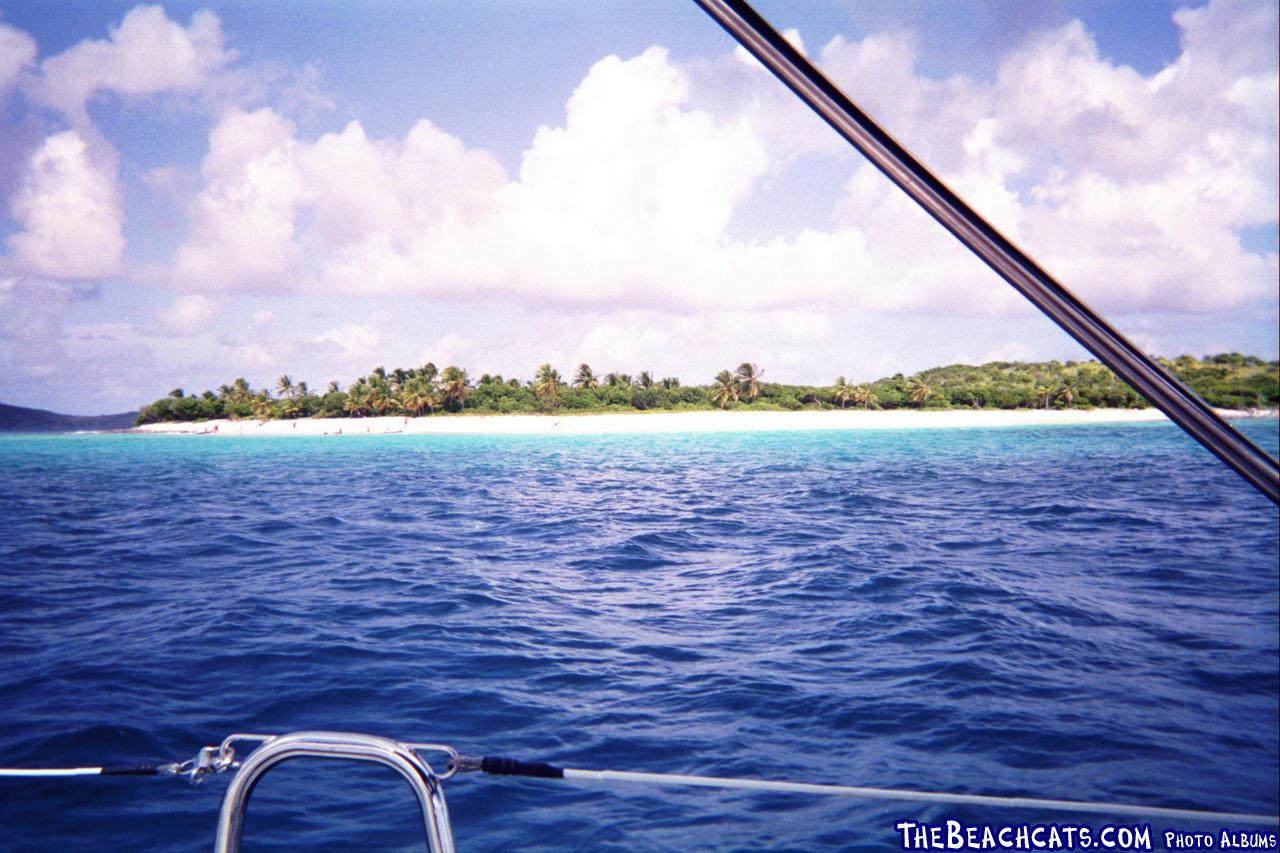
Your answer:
135;354;1279;425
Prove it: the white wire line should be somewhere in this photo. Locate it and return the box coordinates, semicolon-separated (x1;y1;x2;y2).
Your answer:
559;768;1280;826
6;753;1277;827
0;763;173;778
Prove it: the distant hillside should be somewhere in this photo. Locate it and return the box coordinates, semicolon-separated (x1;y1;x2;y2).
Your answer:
0;402;138;433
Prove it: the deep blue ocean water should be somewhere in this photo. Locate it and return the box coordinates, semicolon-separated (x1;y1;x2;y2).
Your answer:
0;420;1276;852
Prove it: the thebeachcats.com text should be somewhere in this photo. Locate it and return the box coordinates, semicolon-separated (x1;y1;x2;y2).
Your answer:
894;820;1280;851
895;820;1152;851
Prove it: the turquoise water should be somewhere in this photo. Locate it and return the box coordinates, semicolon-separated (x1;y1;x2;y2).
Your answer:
0;421;1276;850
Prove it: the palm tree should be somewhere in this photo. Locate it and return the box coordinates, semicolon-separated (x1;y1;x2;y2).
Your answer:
281;397;303;418
908;378;932;406
711;370;739;409
343;392;366;417
661;377;680;389
534;363;563;406
230;377;251;405
391;368;408;389
615;373;632;388
735;362;763;402
1055;383;1076;408
419;362;439;383
252;393;275;420
573;364;598;390
326;380;341;394
1034;385;1052;409
832;376;853;409
276;375;294;399
636;371;654;388
367;385;397;415
852;385;876;409
438;366;470;411
400;381;439;416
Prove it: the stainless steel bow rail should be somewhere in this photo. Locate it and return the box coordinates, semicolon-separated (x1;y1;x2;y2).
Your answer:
692;0;1279;505
213;732;455;853
3;730;1276;851
1;732;457;853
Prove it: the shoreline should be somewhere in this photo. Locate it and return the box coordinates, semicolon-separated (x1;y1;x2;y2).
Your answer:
130;407;1278;437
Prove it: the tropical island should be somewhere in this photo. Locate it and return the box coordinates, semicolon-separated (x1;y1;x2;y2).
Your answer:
135;354;1278;427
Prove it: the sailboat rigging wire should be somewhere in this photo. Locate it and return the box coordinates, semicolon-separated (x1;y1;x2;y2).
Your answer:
559;767;1280;826
0;742;242;783
6;742;1277;827
464;754;1279;826
0;765;176;777
691;0;1279;505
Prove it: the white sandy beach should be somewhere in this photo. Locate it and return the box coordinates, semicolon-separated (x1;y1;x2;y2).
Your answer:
131;407;1277;437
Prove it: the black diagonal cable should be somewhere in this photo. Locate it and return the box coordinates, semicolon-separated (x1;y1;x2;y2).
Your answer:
692;0;1278;504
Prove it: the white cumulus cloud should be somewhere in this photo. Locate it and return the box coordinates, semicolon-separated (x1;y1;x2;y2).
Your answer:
34;5;233;119
168;47;869;310
159;294;220;334
7;130;125;280
817;0;1278;316
0;23;36;93
163;4;1275;323
174;108;304;291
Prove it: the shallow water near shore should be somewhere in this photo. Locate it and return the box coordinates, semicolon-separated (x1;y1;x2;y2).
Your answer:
0;420;1276;851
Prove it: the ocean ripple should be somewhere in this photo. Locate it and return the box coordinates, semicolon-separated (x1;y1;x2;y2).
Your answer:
0;422;1275;851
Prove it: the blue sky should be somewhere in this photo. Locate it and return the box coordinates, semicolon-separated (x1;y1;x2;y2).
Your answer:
0;1;1275;413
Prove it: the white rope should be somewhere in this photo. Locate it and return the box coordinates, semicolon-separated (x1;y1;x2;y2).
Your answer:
6;753;1277;828
561;768;1279;826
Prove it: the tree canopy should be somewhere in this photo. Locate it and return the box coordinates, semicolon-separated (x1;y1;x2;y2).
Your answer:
135;355;1279;424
